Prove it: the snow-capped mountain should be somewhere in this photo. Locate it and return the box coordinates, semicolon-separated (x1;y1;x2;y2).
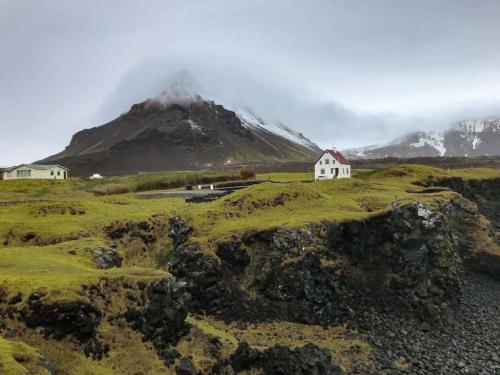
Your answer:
41;94;321;176
343;119;500;159
233;108;320;153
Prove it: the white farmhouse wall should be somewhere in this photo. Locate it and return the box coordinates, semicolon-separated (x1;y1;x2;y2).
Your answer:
314;151;351;180
3;166;69;180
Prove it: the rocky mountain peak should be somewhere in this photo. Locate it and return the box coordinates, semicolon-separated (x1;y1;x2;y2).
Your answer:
40;92;321;176
343;119;500;159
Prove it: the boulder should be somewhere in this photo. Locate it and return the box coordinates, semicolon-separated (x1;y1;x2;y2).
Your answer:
22;293;101;342
93;247;123;269
168;216;193;247
216;241;250;268
126;277;190;365
230;341;344;375
176;357;197;375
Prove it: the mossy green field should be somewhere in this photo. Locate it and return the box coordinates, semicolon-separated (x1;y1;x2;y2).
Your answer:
0;164;498;374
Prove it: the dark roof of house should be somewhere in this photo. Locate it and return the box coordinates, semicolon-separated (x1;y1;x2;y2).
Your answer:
4;164;69;171
315;149;349;165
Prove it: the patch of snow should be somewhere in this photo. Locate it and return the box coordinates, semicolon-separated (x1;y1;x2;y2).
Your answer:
233;108;319;152
410;132;446;156
456;119;500;134
472;136;481;150
186;119;202;131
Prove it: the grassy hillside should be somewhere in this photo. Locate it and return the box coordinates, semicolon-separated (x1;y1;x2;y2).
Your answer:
0;170;253;200
1;164;498;296
0;164;499;374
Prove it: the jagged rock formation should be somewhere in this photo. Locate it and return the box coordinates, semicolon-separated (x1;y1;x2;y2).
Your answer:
228;341;344;375
125;278;191;366
93;246;122;269
40;95;321;176
344;119;500;159
1;171;498;374
21;292;102;342
167;196;496;326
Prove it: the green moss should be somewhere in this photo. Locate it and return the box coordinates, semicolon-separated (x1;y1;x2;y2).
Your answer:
0;239;166;301
187;171;458;242
0;337;47;375
257;172;314;182
0;164;498;374
0;164;497;297
0;195;185;244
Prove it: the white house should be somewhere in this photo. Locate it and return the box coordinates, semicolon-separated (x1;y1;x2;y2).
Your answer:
314;149;351;180
2;164;69;180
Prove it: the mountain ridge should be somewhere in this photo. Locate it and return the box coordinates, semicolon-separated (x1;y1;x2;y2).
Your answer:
343;119;500;159
41;95;322;176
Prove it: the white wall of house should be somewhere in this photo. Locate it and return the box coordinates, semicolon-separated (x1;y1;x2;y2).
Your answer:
314;151;351;180
2;166;69;180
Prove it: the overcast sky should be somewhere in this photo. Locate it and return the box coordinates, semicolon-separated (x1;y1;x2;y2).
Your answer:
2;0;500;166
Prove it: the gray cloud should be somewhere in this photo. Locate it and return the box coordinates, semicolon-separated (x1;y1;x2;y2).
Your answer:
2;0;500;165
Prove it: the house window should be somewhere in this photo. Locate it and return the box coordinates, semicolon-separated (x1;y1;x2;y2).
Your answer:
325;158;330;164
319;161;322;165
320;168;325;174
57;171;60;176
16;170;31;178
51;171;54;176
330;168;334;174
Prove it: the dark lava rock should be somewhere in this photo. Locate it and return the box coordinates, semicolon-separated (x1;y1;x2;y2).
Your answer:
22;293;101;342
93;247;123;269
8;292;22;305
176;357;197;375
421;176;500;223
168;216;193;247
21;232;37;242
126;277;190;364
40;354;58;375
258;252;347;326
230;341;344;375
328;201;467;323
3;330;17;339
471;251;500;281
216;241;250;268
105;223;128;240
170;197;497;329
168;243;257;321
105;220;156;243
359;272;500;375
83;339;110;360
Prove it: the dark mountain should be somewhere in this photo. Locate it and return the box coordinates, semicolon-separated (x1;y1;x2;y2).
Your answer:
41;96;321;176
343;119;500;159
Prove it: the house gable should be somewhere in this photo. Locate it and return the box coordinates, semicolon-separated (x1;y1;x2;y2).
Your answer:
314;149;349;166
314;149;351;180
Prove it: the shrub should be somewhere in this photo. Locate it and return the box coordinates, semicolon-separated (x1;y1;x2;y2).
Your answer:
239;168;256;180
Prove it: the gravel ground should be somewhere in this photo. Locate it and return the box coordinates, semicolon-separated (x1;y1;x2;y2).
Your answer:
357;272;500;375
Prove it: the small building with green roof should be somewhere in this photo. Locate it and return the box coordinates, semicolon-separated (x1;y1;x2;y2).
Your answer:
2;164;69;180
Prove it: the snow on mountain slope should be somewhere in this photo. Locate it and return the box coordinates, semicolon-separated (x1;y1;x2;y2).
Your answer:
343;119;500;159
42;93;322;176
456;119;500;134
233;108;321;153
409;132;446;156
